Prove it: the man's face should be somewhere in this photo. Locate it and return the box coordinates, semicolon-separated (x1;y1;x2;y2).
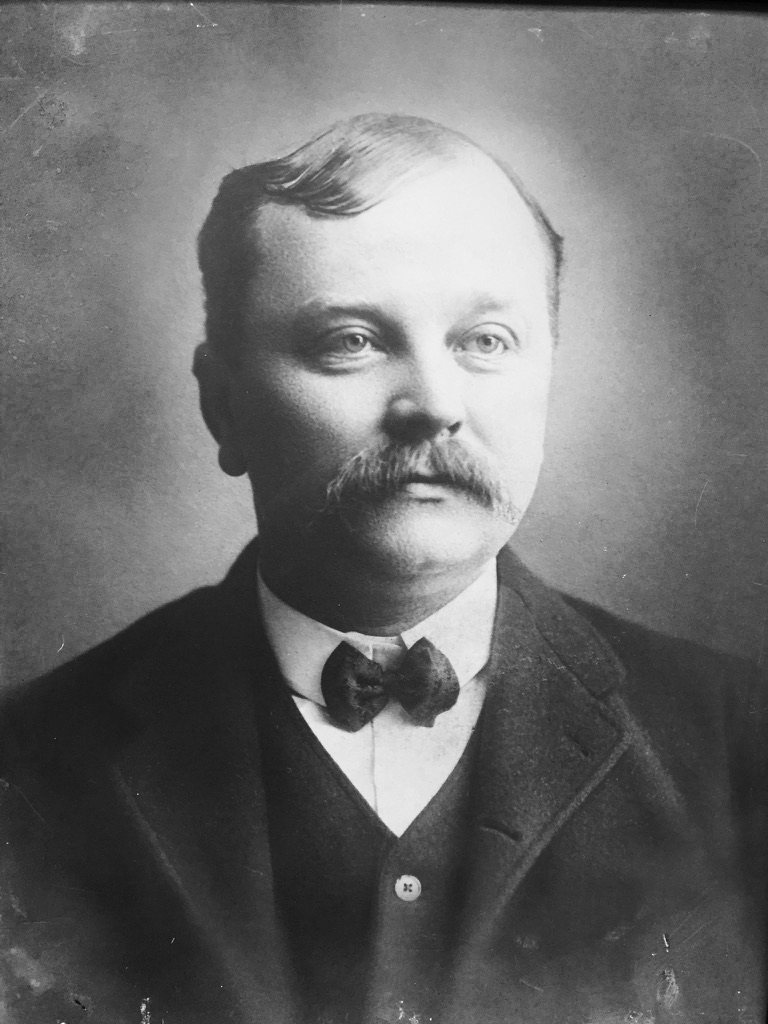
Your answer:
212;154;554;582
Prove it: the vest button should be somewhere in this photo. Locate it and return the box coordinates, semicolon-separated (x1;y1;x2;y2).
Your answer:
394;875;422;902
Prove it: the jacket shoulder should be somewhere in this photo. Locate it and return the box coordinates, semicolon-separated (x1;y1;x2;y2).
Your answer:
0;583;224;774
498;547;765;754
563;593;752;688
0;538;264;776
563;593;768;772
500;547;757;697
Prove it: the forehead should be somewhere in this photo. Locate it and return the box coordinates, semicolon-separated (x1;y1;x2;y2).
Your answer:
246;155;549;321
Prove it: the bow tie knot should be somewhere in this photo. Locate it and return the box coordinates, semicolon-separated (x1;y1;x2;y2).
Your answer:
320;637;460;732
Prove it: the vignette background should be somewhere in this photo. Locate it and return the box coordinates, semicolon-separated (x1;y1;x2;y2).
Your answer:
2;3;768;685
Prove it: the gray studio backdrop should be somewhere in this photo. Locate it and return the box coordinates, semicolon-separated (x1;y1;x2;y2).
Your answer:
2;4;768;687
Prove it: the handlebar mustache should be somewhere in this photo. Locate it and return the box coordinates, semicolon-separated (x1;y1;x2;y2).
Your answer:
323;440;520;522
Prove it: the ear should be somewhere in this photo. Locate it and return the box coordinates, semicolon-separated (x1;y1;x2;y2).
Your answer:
192;342;248;477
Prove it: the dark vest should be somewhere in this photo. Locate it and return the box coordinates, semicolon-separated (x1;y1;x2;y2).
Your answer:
256;685;479;1024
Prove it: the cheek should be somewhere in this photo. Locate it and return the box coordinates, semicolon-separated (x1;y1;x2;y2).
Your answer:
470;365;551;464
233;365;380;470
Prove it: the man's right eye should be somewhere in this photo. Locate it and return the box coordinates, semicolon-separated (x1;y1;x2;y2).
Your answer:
336;331;375;353
316;328;382;362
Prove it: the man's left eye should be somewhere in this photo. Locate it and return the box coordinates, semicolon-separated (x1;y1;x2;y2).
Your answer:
337;331;374;353
456;325;519;359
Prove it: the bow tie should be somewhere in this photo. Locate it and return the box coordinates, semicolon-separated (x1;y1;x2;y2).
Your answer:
320;637;461;732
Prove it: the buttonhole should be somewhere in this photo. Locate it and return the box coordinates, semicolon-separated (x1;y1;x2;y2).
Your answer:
480;819;523;842
70;992;92;1012
564;732;592;759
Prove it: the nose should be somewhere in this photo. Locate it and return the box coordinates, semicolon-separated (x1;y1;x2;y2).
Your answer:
383;348;465;444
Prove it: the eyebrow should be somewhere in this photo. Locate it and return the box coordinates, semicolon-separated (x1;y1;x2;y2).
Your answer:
293;293;522;326
457;293;523;319
292;299;392;327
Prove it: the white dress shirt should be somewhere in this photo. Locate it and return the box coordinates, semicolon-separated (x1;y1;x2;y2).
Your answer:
257;562;498;836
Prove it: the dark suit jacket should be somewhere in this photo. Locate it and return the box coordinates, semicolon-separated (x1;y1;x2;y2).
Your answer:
1;541;766;1024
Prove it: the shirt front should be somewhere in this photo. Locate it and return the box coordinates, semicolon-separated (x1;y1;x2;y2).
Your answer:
257;562;498;836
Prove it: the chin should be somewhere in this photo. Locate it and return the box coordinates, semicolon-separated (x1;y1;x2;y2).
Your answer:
336;501;517;580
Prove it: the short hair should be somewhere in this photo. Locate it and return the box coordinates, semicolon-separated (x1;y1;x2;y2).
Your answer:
197;113;564;359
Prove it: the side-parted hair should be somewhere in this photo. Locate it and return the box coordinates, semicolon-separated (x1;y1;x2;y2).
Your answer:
197;113;564;359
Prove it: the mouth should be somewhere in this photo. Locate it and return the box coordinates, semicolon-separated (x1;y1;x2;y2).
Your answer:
399;476;463;499
404;473;455;486
405;468;460;485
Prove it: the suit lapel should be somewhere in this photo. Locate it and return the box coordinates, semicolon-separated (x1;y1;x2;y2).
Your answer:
451;551;631;960
110;542;301;1024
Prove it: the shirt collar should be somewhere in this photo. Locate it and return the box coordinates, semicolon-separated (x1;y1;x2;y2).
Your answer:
257;560;498;706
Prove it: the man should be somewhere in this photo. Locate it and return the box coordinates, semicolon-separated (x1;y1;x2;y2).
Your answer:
0;113;766;1024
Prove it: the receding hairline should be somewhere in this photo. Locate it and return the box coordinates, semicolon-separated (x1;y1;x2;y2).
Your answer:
250;146;552;258
247;148;553;274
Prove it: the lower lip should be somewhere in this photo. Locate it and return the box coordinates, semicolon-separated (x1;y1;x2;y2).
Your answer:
400;481;456;498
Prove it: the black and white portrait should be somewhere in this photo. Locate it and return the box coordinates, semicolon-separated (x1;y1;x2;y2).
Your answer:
1;6;767;1024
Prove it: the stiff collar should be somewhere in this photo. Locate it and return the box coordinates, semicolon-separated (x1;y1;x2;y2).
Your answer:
257;560;498;706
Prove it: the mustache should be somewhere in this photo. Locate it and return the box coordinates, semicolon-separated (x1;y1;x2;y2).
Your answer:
321;440;521;523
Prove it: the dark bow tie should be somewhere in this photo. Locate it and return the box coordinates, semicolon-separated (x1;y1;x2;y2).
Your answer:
320;637;460;733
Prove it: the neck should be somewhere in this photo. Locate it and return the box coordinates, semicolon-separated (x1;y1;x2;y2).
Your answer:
257;544;494;635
